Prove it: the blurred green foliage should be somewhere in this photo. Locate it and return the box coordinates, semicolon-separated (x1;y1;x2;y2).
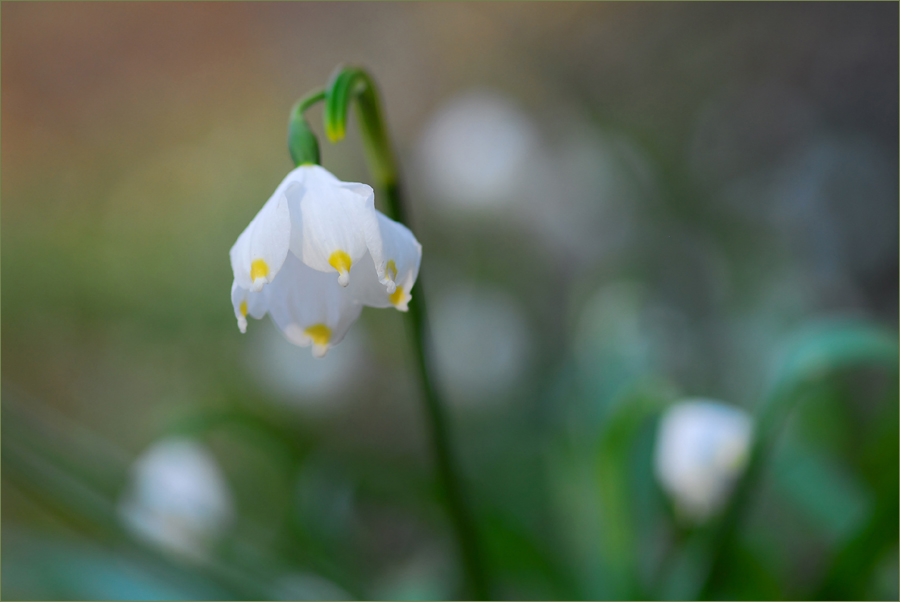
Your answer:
2;3;897;601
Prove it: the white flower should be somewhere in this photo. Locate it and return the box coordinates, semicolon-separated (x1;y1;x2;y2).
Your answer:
230;165;421;357
654;399;753;523
418;90;539;210
118;438;235;561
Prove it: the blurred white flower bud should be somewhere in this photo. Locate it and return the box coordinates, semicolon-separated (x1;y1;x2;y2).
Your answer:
418;90;539;210
654;400;753;523
118;438;235;561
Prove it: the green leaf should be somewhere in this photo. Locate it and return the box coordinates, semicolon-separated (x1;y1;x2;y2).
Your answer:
763;319;898;427
698;319;898;599
771;436;871;544
593;381;673;599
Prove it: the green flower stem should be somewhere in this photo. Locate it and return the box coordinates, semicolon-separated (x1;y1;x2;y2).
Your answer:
321;66;490;600
323;67;398;190
404;261;491;602
297;88;326;113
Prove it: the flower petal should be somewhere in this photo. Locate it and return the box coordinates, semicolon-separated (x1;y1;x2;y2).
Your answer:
655;400;753;522
290;165;381;288
264;252;363;358
230;169;303;292
349;212;422;310
344;252;390;308
230;281;269;333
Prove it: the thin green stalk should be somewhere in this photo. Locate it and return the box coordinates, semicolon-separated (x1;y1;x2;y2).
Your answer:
296;88;326;114
387;183;489;601
319;67;490;599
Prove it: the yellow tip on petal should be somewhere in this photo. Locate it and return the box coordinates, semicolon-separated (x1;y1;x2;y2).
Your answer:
250;259;269;281
389;286;404;306
239;300;248;317
329;250;352;286
328;250;352;273
389;286;410;311
385;259;398;282
304;323;332;347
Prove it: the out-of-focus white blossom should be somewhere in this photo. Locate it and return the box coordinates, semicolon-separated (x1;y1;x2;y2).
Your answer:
418;91;539;209
229;165;421;357
118;438;235;560
654;400;753;522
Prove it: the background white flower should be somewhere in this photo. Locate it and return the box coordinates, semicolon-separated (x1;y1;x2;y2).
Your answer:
118;438;235;561
654;399;753;522
417;90;539;211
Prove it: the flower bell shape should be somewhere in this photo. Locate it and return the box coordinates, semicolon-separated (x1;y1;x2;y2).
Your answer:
654;399;753;523
230;164;382;291
118;438;235;560
230;164;422;357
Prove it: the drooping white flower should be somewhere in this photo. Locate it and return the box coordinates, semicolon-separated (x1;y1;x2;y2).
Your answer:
230;164;382;291
654;399;753;522
230;165;422;357
118;438;234;561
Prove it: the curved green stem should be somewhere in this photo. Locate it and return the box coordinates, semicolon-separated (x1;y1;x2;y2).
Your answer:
321;66;490;600
323;67;398;190
297;88;326;113
405;262;490;601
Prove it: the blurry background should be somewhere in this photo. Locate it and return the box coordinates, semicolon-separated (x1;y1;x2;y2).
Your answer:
2;2;897;600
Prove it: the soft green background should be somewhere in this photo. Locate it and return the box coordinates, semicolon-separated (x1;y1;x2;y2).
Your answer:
2;3;897;600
